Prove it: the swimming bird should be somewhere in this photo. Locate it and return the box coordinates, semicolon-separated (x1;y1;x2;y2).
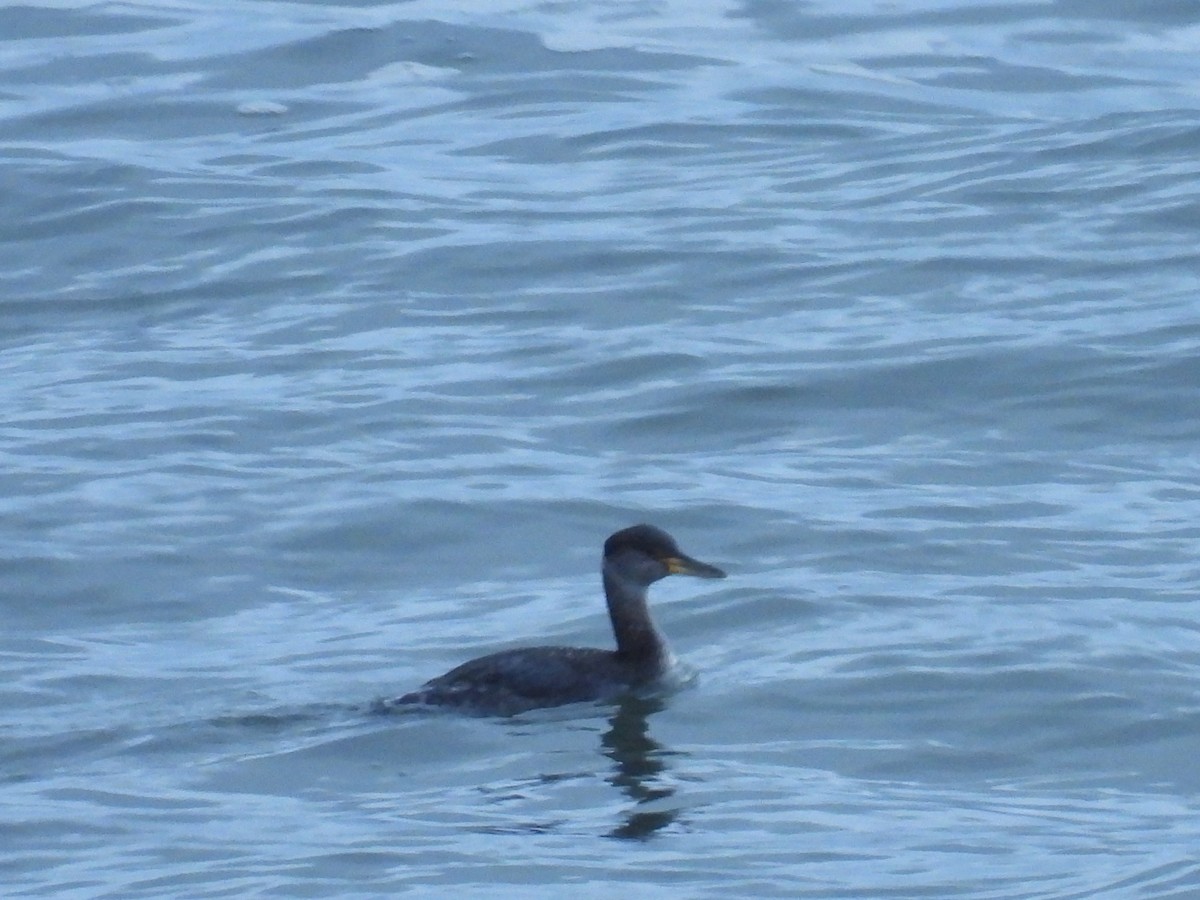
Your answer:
383;524;726;715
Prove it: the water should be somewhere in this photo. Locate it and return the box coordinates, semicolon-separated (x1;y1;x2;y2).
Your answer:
3;0;1200;896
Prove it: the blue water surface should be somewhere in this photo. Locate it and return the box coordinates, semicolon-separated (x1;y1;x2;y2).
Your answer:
3;1;1200;897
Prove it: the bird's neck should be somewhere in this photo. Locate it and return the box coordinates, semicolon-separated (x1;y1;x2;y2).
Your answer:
602;566;669;667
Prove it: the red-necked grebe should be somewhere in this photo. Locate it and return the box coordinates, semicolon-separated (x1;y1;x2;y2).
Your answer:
383;524;726;715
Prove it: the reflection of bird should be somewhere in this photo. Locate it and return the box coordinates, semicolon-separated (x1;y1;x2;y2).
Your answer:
385;525;726;716
603;695;677;841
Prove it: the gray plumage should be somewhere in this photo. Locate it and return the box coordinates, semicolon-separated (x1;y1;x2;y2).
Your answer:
382;524;726;716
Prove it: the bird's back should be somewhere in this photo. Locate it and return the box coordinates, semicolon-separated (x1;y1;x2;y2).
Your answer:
387;645;659;715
